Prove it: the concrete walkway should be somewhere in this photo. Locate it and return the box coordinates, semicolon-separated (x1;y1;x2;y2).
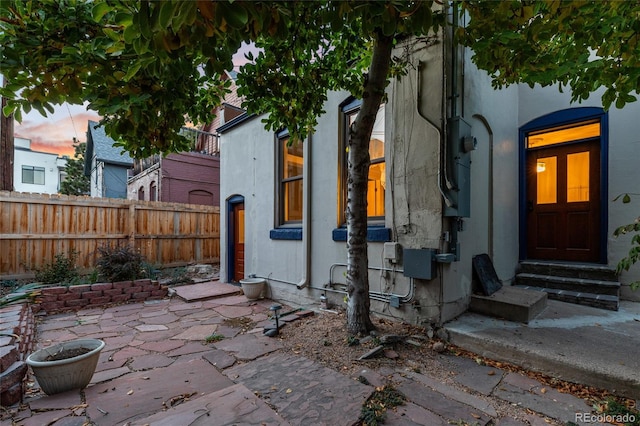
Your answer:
3;283;635;425
445;299;640;399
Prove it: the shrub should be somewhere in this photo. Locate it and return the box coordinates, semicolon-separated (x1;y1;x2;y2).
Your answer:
96;243;147;282
613;193;640;291
34;250;80;285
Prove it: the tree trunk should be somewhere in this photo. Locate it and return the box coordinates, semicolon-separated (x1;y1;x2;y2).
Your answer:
0;78;14;192
346;33;394;335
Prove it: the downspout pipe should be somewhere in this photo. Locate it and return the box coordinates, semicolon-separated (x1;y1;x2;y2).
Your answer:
417;61;453;208
296;133;312;289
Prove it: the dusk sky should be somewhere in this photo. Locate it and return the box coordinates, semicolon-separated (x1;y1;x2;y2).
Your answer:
14;103;100;157
12;44;255;158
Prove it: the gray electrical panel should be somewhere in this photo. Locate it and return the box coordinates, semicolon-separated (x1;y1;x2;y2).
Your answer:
444;117;474;217
403;248;437;280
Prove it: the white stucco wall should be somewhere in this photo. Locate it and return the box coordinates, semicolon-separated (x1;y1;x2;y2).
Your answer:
14;141;65;194
220;36;640;324
89;157;103;198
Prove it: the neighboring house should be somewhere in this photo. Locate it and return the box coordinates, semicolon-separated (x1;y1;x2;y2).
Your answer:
197;70;245;155
127;128;220;205
127;70;241;206
13;137;67;194
84;121;133;199
218;33;640;326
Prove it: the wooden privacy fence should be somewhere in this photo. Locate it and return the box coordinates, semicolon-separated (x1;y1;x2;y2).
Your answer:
0;191;220;279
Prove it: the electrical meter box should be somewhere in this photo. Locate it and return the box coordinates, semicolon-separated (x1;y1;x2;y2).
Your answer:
403;248;437;280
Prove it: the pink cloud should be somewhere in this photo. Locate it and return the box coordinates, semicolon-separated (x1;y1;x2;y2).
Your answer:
14;112;101;156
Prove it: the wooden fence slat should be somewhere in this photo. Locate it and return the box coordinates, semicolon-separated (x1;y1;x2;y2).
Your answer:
0;191;220;278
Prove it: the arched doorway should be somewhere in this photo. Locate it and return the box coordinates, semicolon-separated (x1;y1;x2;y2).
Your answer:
520;108;608;263
227;195;245;282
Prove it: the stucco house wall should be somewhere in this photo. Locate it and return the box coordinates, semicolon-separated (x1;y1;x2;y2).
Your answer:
219;34;640;325
13;137;67;194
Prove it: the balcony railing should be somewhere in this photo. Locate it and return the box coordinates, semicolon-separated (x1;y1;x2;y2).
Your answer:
129;126;219;177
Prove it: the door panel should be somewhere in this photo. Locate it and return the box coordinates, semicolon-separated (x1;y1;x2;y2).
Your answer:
233;203;245;282
526;140;600;262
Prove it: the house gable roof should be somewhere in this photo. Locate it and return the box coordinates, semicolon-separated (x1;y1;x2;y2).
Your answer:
84;120;133;174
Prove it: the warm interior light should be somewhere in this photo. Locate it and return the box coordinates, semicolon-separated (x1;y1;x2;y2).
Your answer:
536;162;546;173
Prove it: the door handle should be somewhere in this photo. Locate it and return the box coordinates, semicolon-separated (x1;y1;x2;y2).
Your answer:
527;200;534;212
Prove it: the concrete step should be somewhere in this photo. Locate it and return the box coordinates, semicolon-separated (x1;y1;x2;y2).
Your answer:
518;260;618;282
514;285;619;311
470;286;548;323
172;281;242;302
515;272;620;295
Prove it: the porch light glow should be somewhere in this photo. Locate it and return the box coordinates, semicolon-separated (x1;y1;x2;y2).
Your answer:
536;162;546;173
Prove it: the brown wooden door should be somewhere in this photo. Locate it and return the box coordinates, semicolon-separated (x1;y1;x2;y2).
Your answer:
232;202;245;282
526;140;600;262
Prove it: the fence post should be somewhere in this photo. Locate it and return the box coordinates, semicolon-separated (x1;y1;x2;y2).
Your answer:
129;203;136;246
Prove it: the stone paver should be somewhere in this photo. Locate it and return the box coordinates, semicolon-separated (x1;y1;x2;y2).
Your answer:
398;370;498;417
85;358;233;425
201;349;236;370
131;383;290;426
225;352;371;426
386;401;450;425
4;285;627;426
129;353;174;371
444;354;504;395
493;372;596;425
169;324;218;341
134;324;168;332
396;379;492;425
212;304;254;318
214;333;282;360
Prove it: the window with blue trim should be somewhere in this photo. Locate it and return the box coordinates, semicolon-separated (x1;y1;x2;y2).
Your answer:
277;131;303;226
338;99;386;224
271;130;304;240
334;98;390;242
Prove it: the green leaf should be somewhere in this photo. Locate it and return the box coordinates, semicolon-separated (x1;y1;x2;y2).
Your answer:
218;1;249;29
92;2;111;22
623;194;632;203
123;62;142;82
123;23;138;44
159;1;176;29
2;104;16;117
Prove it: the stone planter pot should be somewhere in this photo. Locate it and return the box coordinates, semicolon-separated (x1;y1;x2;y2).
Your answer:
26;339;105;395
240;278;266;300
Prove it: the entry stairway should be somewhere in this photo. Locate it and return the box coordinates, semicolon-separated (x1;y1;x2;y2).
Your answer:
513;260;620;311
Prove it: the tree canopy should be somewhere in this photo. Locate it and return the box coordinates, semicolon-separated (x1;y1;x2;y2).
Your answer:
2;1;638;154
59;139;90;196
1;0;639;334
461;0;639;109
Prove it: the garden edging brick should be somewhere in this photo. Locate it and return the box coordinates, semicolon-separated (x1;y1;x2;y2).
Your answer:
0;279;167;406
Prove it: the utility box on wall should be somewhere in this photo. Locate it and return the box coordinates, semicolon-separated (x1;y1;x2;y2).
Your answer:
403;248;437;280
444;117;475;217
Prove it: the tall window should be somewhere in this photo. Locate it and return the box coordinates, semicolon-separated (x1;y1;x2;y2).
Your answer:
149;181;157;201
22;166;45;185
277;132;303;225
339;99;386;224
